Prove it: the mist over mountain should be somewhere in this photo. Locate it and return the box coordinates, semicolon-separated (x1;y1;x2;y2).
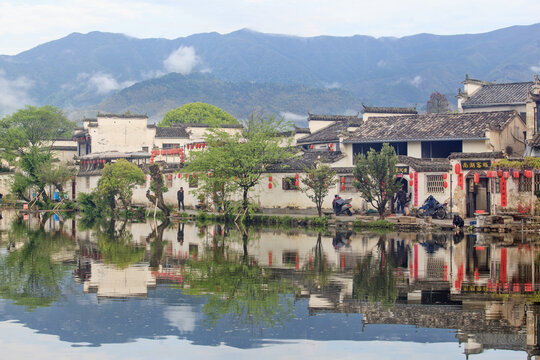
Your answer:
1;24;539;119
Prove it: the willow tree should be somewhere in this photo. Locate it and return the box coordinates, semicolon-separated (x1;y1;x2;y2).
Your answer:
353;143;401;218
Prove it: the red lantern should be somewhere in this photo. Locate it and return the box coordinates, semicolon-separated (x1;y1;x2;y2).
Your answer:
329;143;333;148
295;173;299;179
513;170;520;178
409;180;414;186
474;173;480;184
341;177;345;183
443;173;447;180
202;143;206;149
341;184;345;191
268;183;272;189
497;169;503;177
269;176;272;182
310;144;314;149
167;174;173;180
177;174;181;178
525;170;532;178
294;179;299;187
503;171;509;179
208;172;212;177
443;181;448;188
454;163;461;174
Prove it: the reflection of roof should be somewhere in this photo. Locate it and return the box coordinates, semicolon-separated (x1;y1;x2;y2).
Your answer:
397;156;451;172
462;82;533;107
362;105;417;114
344;111;519;143
268;151;346;172
298;119;362;144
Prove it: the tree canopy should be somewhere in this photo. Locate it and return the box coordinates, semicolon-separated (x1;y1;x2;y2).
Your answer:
353;143;402;218
159;102;239;127
426;91;451;114
0;105;75;201
301;164;336;217
96;159;145;215
184;114;293;219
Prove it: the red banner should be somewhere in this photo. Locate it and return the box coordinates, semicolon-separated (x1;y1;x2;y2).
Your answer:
500;176;507;207
414;172;418;206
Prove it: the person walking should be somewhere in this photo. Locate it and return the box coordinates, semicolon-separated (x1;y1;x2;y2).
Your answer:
177;187;185;211
395;188;407;216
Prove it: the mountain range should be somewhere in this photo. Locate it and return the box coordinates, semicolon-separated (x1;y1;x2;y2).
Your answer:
1;24;539;122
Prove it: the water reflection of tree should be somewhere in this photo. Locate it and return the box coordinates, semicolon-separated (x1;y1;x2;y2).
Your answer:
0;219;74;310
182;225;298;329
353;235;397;307
302;232;333;289
92;219;145;269
148;219;170;268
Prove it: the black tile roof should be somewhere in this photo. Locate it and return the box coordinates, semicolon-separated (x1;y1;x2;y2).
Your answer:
528;134;540;147
155;126;190;138
268;150;345;172
397;156;451;172
362;105;418;114
344;111;520;143
448;151;505;160
462;82;533;107
97;113;148;119
297;119;362;144
308;113;360;122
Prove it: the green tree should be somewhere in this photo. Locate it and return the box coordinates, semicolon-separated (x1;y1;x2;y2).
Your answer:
181;227;297;328
36;162;77;196
159;102;239;127
96;159;145;216
353;143;401;218
0;220;75;310
185;114;294;220
300;163;336;217
426;91;451;114
0;105;75;200
145;163;170;217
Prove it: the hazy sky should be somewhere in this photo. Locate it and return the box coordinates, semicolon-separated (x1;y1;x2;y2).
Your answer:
1;0;539;55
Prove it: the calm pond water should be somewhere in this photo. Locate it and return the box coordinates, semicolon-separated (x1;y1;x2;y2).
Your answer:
0;210;538;359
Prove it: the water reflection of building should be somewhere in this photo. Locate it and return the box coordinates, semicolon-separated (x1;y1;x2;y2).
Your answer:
26;216;540;358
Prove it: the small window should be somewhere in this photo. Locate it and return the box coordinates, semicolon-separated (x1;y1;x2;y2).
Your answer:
165;175;173;188
282;177;299;190
426;174;445;193
85;176;90;188
189;175;198;188
142;146;149;152
519;176;532;192
340;176;357;193
491;178;500;194
163;143;180;149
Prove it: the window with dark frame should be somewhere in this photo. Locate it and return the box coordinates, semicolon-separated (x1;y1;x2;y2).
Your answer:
282;177;299;190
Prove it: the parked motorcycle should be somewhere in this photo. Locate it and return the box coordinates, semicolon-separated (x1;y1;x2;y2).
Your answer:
417;195;447;219
335;197;353;216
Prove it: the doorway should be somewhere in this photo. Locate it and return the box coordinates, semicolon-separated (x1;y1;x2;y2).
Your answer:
466;177;490;217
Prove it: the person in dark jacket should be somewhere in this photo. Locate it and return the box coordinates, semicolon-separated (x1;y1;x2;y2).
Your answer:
177;187;184;211
395;188;407;215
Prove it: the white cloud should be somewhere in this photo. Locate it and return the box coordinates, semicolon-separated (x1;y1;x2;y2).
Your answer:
163;305;196;333
531;62;540;73
88;73;135;94
280;111;307;123
0;69;33;117
163;46;198;75
324;82;341;89
141;69;166;80
410;75;422;87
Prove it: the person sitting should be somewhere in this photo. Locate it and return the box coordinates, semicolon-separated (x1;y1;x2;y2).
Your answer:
453;214;465;230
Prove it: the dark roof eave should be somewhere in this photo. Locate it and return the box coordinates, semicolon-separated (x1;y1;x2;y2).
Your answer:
343;137;487;144
297;139;339;145
462;102;526;108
